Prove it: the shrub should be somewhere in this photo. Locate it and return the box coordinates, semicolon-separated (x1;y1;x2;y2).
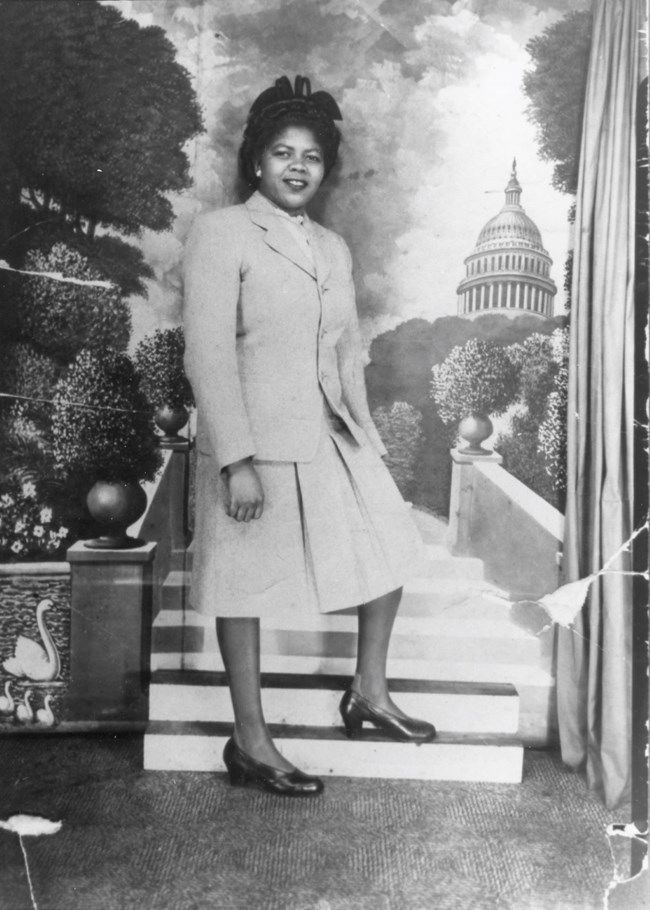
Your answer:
17;243;131;362
496;411;557;505
133;327;194;410
539;359;569;498
430;338;519;424
52;348;162;484
0;342;62;430
371;401;424;499
507;333;559;420
497;327;569;507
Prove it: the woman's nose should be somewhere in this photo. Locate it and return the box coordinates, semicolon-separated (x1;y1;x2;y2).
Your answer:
290;159;307;171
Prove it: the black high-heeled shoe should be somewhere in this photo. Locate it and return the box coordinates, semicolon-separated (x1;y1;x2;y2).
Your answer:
339;689;437;743
222;738;324;797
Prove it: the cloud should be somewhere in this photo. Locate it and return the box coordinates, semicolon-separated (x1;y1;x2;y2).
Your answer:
104;0;579;343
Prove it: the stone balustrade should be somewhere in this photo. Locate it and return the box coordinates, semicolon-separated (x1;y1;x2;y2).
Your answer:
447;443;564;599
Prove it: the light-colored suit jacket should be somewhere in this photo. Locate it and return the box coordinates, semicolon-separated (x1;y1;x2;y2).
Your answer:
182;191;386;470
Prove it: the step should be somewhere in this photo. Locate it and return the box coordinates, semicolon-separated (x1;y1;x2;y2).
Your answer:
144;721;523;782
160;570;502;615
410;508;449;545
420;545;484;581
152;609;543;668
148;671;520;734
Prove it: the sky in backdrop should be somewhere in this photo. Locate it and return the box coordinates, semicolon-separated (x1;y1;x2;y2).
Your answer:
104;0;590;348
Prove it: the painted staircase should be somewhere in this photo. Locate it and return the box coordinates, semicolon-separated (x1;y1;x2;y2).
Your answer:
144;509;556;782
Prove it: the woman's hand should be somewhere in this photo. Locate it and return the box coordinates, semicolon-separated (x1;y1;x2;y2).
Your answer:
223;459;264;521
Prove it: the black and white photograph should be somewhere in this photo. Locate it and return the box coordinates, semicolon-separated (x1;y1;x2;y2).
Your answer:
0;1;647;908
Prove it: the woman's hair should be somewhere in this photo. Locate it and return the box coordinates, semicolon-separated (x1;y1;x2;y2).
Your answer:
238;100;342;188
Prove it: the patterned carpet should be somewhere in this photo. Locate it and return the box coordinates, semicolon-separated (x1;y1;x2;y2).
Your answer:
0;734;642;910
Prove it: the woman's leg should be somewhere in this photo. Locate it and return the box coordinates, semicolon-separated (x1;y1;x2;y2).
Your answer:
353;587;409;717
216;616;294;770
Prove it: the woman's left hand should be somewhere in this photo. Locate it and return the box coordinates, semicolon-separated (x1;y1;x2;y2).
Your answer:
223;459;265;522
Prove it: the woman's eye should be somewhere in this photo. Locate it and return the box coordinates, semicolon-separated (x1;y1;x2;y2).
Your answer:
307;155;322;163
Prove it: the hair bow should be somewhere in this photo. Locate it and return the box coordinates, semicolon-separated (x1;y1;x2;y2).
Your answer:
248;75;342;121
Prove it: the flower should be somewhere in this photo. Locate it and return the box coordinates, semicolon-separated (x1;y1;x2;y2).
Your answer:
0;477;68;560
58;526;69;538
21;481;37;499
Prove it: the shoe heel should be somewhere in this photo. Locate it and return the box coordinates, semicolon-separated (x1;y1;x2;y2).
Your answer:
225;762;250;787
342;715;362;738
339;690;364;738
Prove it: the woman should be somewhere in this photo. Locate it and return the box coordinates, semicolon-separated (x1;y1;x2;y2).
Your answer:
183;76;435;797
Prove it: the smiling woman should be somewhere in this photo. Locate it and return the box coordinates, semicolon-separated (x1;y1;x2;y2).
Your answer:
182;75;434;798
255;127;325;215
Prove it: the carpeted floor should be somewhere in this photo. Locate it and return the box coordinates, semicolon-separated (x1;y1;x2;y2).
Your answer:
0;734;643;910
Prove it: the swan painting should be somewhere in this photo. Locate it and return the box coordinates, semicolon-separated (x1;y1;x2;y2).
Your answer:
16;689;34;724
36;694;56;727
0;681;14;715
3;599;61;683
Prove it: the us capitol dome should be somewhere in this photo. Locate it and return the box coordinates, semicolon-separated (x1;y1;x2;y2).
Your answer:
457;161;557;319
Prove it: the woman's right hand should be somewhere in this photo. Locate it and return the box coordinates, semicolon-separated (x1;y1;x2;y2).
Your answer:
223;459;264;521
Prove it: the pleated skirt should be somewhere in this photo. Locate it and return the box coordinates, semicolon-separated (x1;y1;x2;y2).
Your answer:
189;414;426;618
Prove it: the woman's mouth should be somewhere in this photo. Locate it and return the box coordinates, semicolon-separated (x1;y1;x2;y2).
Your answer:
284;178;308;189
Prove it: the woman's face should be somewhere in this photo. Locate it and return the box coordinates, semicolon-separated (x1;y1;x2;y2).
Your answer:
255;125;325;214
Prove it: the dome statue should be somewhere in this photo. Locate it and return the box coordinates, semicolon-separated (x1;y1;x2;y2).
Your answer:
457;161;557;319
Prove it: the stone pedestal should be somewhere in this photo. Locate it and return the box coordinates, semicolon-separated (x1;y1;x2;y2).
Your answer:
447;447;503;556
64;541;156;723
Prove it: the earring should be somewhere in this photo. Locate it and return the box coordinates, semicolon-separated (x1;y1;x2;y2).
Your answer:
255;167;261;177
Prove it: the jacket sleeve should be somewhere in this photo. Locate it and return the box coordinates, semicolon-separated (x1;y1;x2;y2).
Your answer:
335;238;388;458
182;211;256;471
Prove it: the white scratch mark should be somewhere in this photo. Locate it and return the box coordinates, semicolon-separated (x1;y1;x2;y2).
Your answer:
0;259;114;289
606;822;649;845
0;392;149;415
604;823;649;909
0;814;62;910
536;522;649;628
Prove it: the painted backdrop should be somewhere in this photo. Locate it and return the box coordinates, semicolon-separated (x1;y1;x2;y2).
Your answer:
110;0;586;348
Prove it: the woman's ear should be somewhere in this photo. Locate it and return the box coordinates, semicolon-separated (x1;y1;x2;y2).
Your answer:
254;162;262;178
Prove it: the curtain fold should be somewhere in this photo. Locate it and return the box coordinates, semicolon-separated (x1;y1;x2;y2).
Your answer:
556;0;645;809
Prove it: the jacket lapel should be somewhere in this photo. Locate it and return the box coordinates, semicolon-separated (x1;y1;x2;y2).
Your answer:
307;221;332;287
246;194;317;280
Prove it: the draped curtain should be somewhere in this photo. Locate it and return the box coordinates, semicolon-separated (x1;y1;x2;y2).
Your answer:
557;0;646;809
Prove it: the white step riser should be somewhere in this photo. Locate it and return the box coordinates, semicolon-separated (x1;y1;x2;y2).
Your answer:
154;609;531;639
148;684;519;734
144;734;523;783
152;624;542;666
158;571;496;615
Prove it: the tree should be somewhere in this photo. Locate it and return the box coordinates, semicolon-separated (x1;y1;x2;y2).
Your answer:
496;329;569;509
371;401;424;500
506;333;559;421
16;243;131;363
523;11;592;195
430;339;519;425
365;314;564;516
0;0;203;244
